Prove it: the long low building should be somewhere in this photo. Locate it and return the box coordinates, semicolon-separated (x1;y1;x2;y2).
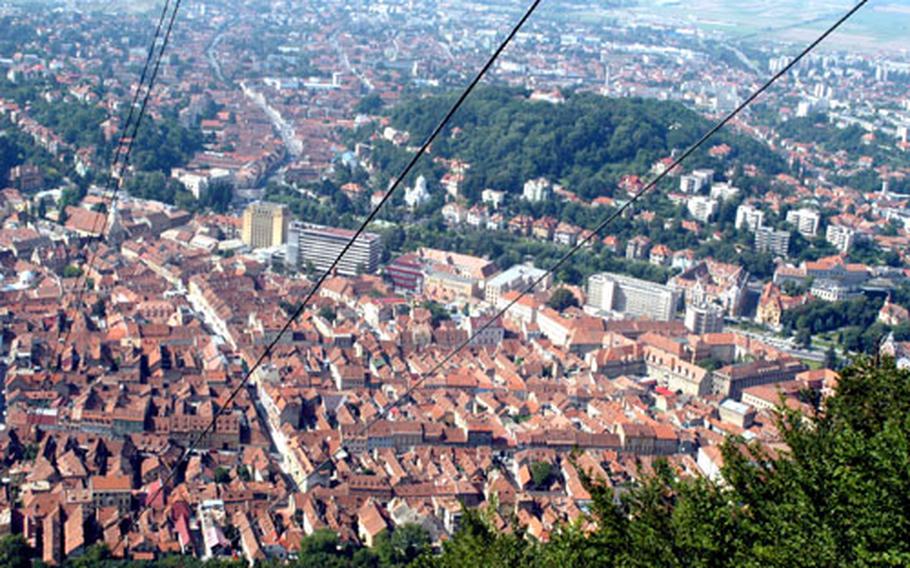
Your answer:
286;221;382;276
711;359;808;400
586;272;680;321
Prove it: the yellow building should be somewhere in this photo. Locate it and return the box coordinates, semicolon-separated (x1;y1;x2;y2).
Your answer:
241;202;288;248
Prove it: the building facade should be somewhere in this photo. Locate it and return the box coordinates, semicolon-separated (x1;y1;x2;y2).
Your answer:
286;221;382;276
586;272;680;321
241;202;288;249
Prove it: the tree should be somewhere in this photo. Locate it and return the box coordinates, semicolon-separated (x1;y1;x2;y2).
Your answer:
199;179;234;213
427;358;910;567
824;346;837;370
420;300;451;327
214;466;231;484
355;93;385;115
318;306;337;323
547;288;579;311
297;529;367;568
62;265;83;279
529;461;556;490
374;524;431;567
0;535;32;568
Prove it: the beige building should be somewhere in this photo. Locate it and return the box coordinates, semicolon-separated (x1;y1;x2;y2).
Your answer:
241;202;288;248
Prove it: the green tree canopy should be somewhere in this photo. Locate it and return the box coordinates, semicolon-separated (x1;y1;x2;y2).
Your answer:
546;288;579;311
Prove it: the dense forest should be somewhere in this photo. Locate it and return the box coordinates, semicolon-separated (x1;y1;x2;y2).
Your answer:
368;87;785;202
2;358;908;568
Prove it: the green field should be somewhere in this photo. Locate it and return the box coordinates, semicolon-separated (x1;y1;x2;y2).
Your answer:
561;0;910;53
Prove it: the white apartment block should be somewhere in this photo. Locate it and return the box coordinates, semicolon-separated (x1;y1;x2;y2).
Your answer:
786;208;821;238
735;204;765;232
287;221;382;276
687;196;719;223
754;226;790;256
825;224;856;253
679;169;714;193
586;272;680;321
709;182;740;202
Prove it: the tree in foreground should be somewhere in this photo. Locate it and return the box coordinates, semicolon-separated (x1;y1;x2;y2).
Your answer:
428;357;910;568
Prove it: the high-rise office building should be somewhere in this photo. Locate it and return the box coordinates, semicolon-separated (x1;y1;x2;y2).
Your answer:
586;273;680;321
287;221;382;276
241;202;288;249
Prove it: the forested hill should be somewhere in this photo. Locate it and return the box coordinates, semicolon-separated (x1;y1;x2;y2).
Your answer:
371;87;784;201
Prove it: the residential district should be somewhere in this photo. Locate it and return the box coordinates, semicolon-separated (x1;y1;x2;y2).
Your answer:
0;0;909;564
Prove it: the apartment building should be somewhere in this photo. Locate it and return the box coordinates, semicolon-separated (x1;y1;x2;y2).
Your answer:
735;204;765;231
485;264;551;305
586;272;680;321
785;207;821;238
286;221;382;276
687;196;719;223
825;224;856;253
754;226;790;256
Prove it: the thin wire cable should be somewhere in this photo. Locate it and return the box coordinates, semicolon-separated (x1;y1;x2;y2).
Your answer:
323;0;870;460
125;0;544;529
51;0;182;371
127;0;866;542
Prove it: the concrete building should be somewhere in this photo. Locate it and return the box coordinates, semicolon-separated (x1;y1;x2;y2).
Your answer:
735;204;765;232
825;224;856;253
687;196;718;223
678;169;714;193
241;202;288;249
754;226;790;256
684;302;725;334
710;182;740;201
286;221;382;276
485;264;551;306
786;208;821;238
586;272;680;321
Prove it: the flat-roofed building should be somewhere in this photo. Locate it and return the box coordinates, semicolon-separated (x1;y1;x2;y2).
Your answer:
241;202;288;248
485;263;551;306
287;221;382;276
586;272;679;321
755;226;791;256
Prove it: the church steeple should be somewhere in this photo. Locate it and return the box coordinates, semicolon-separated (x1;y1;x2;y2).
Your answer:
105;200;126;246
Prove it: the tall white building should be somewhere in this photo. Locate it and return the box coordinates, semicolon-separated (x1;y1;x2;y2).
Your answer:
710;182;740;202
586;273;680;321
687;196;719;223
684;302;725;334
679;169;714;194
786;208;821;238
286;221;382;276
735;204;765;232
825;224;856;253
755;226;791;256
